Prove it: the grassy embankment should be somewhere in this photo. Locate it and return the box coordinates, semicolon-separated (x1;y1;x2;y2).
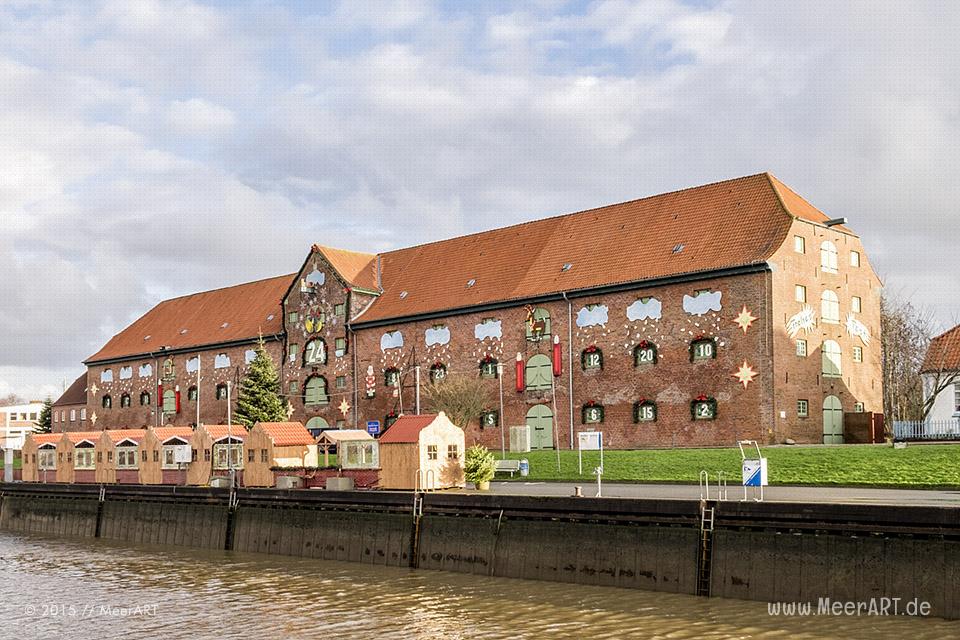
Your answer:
501;444;960;488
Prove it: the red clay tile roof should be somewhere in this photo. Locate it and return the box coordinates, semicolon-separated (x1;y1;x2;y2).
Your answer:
104;429;147;444
354;173;845;323
30;433;63;446
258;422;314;446
54;373;87;407
64;431;103;444
205;424;247;441
922;325;960;373
315;245;379;291
154;426;195;443
86;274;295;364
378;414;437;444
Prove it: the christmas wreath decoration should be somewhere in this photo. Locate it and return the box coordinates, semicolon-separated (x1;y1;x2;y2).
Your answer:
690;395;718;420
689;335;718;362
581;345;604;370
384;410;399;428
479;355;499;378
633;398;657;423
581;400;605;424
634;340;658;366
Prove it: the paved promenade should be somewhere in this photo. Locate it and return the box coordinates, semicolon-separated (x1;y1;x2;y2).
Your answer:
477;481;960;507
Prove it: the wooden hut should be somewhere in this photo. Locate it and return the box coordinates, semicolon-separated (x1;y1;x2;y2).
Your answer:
62;431;101;484
95;429;147;484
378;412;465;490
140;426;194;485
187;424;247;486
21;433;62;483
244;422;318;487
316;429;376;468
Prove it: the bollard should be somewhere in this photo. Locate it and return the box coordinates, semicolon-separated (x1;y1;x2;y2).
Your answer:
573;486;583;497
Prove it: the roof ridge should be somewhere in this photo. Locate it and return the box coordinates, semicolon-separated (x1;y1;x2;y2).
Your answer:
153;272;296;305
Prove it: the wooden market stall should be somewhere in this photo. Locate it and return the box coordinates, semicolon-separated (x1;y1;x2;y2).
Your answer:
21;432;63;483
316;429;375;468
377;412;465;490
244;422;318;487
62;431;101;484
95;429;147;484
140;426;195;485
187;424;247;486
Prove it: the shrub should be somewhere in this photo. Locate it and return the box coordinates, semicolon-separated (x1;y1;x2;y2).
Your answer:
464;444;496;485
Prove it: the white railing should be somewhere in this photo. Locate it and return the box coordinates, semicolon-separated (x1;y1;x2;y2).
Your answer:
893;419;960;441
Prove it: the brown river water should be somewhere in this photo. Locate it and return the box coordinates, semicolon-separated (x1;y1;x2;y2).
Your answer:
1;532;955;640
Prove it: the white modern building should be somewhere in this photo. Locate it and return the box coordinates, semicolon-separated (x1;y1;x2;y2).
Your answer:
0;402;44;450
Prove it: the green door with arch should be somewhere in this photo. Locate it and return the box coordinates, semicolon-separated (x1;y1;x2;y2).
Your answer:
526;404;554;450
823;395;844;444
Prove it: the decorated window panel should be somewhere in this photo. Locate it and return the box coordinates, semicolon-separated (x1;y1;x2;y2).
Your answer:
216;384;228;400
139;363;153;378
582;402;604;424
691;396;717;420
690;337;717;362
384;368;401;387
304;339;326;365
425;324;451;347
305;312;325;334
140;391;152;406
120;393;131;408
581;346;603;370
335;337;347;357
524;306;551;342
633;341;658;366
187;386;198;401
288;343;299;362
480;357;499;378
385;412;399;429
304;376;329;405
480;410;499;428
162;390;176;413
854;402;865;412
244;350;256;365
102;395;112;409
430;362;447;383
633;400;657;423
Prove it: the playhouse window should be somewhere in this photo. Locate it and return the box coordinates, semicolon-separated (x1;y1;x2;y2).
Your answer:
447;444;459;460
427;445;438;461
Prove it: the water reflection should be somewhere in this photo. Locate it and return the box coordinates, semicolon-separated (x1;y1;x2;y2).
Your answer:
1;532;953;639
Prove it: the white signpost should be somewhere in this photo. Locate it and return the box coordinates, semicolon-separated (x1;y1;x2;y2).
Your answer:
738;440;767;501
577;431;604;497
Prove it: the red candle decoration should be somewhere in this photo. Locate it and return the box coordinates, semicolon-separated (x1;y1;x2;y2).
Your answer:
175;386;181;414
157;381;163;407
515;352;525;392
552;334;562;377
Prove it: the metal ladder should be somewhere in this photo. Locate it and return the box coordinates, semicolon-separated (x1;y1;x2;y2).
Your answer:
697;501;715;596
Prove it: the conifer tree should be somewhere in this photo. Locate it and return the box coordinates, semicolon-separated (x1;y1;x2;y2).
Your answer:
234;337;289;428
35;397;53;433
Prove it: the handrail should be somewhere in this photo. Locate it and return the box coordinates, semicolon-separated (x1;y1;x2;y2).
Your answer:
698;470;710;501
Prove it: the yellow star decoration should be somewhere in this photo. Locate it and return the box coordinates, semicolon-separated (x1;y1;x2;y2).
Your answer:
339;398;351;416
733;305;757;333
732;361;758;388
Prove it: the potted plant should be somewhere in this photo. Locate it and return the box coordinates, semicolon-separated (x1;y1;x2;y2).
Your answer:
464;444;496;490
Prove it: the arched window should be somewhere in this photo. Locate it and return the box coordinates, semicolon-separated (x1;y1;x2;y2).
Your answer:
187;386;198;401
525;307;551;342
102;395;112;409
120;393;131;408
305;376;329;405
820;241;838;273
822;340;842;378
429;363;447;383
479;357;499;378
306;416;329;437
384;367;400;387
633;342;658;366
162;389;176;413
304;339;326;365
216;383;228;400
821;290;840;324
582;402;604;424
634;400;657;422
525;354;552;391
140;391;151;406
581;346;603;370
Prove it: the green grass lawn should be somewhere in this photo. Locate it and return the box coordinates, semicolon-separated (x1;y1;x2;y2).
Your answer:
0;457;22;470
500;444;960;488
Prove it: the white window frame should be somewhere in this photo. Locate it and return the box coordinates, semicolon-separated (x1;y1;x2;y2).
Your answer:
796;339;808;357
794;235;805;254
797;399;809;417
70;409;76;421
850;250;860;267
821;290;840;324
822;340;842;378
116;446;139;469
954;383;960;414
852;296;862;313
38;447;56;470
854;402;865;413
820;241;839;273
213;441;244;470
795;284;806;303
74;447;96;470
853;346;863;363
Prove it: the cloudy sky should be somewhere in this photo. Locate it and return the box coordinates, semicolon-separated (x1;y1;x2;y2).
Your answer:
2;0;958;400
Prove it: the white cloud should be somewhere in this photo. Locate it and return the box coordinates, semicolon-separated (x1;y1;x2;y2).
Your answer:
167;98;236;136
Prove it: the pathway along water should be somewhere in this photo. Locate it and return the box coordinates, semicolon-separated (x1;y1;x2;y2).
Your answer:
2;531;955;640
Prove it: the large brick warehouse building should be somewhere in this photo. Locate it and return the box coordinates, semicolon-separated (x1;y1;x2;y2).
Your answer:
71;174;882;448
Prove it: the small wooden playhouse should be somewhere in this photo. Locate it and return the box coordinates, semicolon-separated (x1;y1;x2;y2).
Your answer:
377;412;465;490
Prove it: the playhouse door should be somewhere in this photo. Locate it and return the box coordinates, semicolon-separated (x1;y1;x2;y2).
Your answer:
526;404;554;450
823;395;844;444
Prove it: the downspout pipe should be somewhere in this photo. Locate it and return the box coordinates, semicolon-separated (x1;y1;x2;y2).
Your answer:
562;292;574;449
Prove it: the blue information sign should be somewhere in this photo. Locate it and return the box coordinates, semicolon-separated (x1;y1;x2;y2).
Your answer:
366;420;381;435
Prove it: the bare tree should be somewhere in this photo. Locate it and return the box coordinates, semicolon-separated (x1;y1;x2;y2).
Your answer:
0;393;27;407
420;372;493;430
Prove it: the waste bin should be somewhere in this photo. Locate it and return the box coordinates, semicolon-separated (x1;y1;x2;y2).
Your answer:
519;458;529;477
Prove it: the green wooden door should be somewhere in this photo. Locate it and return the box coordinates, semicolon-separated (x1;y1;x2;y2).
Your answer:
823;395;844;444
526;404;554;450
